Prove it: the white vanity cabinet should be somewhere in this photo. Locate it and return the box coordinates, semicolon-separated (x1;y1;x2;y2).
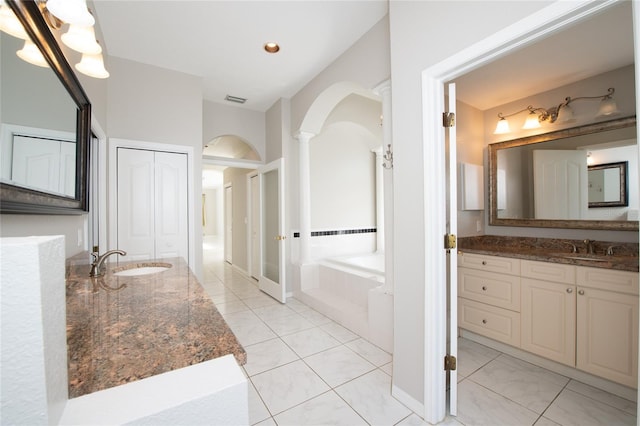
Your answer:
576;267;638;388
458;253;521;346
458;253;639;388
520;260;576;366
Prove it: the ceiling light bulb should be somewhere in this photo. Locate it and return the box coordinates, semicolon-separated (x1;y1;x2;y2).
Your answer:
75;52;109;78
16;38;49;67
46;0;94;27
597;97;620;117
62;24;101;54
0;3;28;39
494;118;510;134
522;112;541;130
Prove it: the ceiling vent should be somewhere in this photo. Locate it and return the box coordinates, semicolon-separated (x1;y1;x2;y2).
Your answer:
225;95;247;104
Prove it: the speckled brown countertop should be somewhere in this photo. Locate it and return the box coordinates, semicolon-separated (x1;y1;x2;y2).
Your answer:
459;236;639;272
65;256;246;398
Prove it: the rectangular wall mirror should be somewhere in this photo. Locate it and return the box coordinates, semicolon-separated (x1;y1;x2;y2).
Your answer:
0;0;91;214
489;116;638;231
588;161;628;208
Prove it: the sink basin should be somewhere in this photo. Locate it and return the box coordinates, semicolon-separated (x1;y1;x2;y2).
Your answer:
113;263;172;276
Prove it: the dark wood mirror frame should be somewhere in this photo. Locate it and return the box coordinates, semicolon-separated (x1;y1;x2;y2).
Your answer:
0;0;91;214
488;116;638;231
588;161;629;208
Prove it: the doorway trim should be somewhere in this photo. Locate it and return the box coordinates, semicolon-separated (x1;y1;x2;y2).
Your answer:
419;0;631;423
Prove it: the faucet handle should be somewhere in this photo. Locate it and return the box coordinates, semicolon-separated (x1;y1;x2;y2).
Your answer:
605;245;617;256
563;241;578;253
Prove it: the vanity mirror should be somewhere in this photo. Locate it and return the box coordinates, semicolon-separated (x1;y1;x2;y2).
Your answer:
0;0;91;214
488;116;638;231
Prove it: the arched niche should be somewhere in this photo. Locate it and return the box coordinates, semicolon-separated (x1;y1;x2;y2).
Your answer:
203;134;261;161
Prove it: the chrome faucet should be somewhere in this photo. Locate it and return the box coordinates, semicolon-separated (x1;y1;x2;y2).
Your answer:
583;239;595;255
90;248;126;277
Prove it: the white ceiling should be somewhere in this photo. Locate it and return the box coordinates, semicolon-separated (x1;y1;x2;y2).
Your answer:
91;1;633;114
454;1;635;111
92;0;388;112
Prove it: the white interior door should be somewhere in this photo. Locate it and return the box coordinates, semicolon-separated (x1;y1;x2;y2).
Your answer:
117;148;189;263
250;173;260;279
258;158;286;303
446;82;458;416
533;150;588;220
224;185;233;264
117;148;155;260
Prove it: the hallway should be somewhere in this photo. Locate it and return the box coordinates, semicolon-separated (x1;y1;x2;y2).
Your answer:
202;237;636;425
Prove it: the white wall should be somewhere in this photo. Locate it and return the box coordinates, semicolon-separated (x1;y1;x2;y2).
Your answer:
106;57;204;280
203;100;266;161
388;0;552;408
203;187;220;236
223;167;255;273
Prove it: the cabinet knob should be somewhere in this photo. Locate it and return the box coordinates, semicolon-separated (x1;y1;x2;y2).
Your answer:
482;261;487;265
566;288;573;293
482;319;487;324
482;286;487;291
578;289;585;295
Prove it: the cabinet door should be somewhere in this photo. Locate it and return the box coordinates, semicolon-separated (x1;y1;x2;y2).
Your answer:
521;278;576;366
577;287;638;388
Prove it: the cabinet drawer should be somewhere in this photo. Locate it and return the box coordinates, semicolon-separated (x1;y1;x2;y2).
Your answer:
521;260;575;284
459;268;520;311
458;298;520;347
577;267;639;295
458;252;520;275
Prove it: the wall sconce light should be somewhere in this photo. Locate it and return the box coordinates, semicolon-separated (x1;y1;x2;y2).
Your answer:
0;0;109;78
382;144;393;169
494;88;619;134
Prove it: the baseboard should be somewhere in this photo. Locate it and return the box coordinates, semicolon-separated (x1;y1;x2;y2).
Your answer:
391;384;424;417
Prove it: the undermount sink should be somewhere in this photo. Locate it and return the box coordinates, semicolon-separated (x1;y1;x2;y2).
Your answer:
113;263;172;276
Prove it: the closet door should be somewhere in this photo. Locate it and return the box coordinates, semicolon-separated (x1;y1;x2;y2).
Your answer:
154;151;188;260
117;148;155;260
117;148;189;263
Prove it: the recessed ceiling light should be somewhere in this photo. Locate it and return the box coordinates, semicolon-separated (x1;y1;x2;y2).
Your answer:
264;42;280;54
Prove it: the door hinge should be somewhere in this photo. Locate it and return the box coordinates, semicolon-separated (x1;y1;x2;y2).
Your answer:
443;112;455;128
444;233;457;250
444;354;457;371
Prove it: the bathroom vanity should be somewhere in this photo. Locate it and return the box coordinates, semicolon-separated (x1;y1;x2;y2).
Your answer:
65;256;246;398
458;236;639;389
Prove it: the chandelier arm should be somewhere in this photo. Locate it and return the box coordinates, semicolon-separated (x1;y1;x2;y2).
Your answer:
566;88;615;105
497;106;535;119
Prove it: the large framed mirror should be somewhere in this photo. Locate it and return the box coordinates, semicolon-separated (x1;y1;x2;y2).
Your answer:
0;0;91;214
488;116;638;231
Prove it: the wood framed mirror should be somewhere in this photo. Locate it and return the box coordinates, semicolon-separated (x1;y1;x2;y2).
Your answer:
488;116;638;231
0;0;91;214
588;161;629;208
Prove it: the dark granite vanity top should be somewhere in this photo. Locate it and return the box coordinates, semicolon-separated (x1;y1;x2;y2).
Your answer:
459;236;639;272
65;256;246;398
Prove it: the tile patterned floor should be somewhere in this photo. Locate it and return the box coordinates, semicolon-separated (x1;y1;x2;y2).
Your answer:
202;239;637;425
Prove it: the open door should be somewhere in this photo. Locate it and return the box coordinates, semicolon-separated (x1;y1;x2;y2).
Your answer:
445;82;458;416
258;158;286;303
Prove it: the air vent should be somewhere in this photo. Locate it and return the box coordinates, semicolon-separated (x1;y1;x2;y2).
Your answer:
225;95;247;104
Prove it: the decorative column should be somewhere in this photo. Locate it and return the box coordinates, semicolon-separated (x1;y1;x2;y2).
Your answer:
375;80;393;293
297;131;314;264
373;148;385;253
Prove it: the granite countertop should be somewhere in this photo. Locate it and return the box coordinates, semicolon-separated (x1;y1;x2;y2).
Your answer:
65;256;246;398
458;236;639;272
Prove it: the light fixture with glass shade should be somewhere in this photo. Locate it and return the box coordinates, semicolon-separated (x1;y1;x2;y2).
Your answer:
0;0;28;39
493;88;619;135
62;24;101;54
75;51;109;78
46;0;94;26
16;38;49;67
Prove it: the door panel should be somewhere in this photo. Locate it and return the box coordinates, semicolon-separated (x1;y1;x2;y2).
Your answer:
251;174;260;279
258;158;286;303
224;185;233;264
117;148;155;261
155;152;188;259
